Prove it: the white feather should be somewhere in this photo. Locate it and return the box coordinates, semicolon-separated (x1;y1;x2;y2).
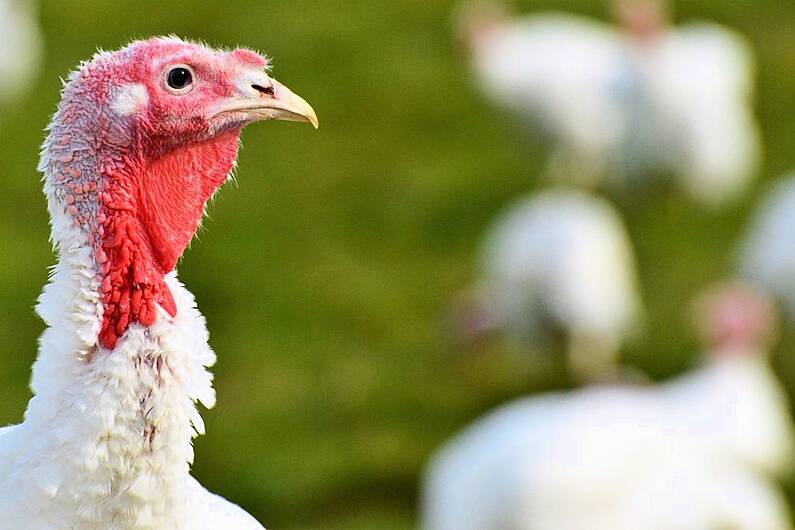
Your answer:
739;175;795;321
422;352;795;530
0;0;42;104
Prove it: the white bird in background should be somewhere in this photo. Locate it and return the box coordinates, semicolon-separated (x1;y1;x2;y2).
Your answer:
739;175;795;322
676;283;794;477
459;0;760;207
459;189;642;381
0;0;42;105
424;283;795;530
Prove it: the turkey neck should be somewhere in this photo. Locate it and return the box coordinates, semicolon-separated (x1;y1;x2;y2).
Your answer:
14;117;221;524
17;181;218;525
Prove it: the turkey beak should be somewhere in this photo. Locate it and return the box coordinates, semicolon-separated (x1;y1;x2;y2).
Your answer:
252;79;319;129
216;76;319;129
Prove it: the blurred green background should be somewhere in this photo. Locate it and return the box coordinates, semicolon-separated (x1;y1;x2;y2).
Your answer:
1;1;795;528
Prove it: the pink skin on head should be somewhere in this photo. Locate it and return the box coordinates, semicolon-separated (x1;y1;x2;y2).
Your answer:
229;48;269;68
43;38;315;350
696;283;775;354
613;0;669;41
457;0;511;52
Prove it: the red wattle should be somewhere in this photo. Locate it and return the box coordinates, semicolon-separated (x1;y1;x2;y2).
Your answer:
97;130;241;349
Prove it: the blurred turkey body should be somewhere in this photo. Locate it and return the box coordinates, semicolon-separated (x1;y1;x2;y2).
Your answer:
0;1;42;104
739;176;795;320
470;13;759;205
422;352;795;530
478;189;642;379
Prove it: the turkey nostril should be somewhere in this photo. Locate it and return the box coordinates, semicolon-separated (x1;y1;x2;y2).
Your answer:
252;84;275;96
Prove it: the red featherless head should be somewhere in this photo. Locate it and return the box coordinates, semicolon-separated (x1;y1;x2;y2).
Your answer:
40;37;318;350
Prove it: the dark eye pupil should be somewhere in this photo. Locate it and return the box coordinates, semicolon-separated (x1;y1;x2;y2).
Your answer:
167;68;192;90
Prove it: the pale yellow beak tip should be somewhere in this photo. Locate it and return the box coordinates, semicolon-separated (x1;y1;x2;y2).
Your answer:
272;81;319;130
307;108;319;130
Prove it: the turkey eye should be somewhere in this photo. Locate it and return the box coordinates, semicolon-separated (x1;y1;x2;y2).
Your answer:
167;67;193;91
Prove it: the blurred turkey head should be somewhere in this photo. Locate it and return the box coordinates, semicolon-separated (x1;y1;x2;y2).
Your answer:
612;0;670;41
454;0;513;53
692;281;778;356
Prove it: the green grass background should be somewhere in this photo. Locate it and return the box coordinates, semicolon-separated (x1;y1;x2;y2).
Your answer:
1;1;795;528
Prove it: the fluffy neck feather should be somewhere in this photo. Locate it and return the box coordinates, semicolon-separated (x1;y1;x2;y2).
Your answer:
6;194;217;527
662;353;795;476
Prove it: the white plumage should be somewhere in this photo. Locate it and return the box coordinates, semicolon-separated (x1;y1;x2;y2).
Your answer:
466;11;627;187
639;22;760;206
0;0;42;104
0;201;264;530
471;189;642;379
422;350;795;530
739;176;795;321
463;3;760;205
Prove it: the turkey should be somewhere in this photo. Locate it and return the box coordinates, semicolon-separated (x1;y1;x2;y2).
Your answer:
459;0;760;206
0;37;318;530
458;189;642;381
424;283;795;530
739;175;795;322
0;0;43;105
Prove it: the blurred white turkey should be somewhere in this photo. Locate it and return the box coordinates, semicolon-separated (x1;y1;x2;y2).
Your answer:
460;189;642;380
424;284;795;530
459;0;760;206
0;0;42;105
739;175;795;322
